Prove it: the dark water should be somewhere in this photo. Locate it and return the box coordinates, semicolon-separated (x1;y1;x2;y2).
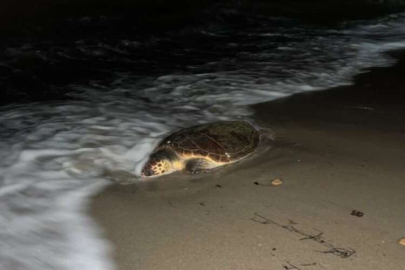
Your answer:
1;5;405;270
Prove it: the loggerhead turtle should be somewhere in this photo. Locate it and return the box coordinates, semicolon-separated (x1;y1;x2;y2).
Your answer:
141;121;260;177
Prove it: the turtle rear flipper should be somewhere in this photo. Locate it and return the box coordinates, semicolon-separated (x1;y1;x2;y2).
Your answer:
185;158;217;174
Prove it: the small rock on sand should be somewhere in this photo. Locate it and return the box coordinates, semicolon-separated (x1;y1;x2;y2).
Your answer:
399;238;405;246
271;178;283;186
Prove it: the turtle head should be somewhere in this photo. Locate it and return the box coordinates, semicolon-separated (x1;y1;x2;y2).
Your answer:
141;155;174;178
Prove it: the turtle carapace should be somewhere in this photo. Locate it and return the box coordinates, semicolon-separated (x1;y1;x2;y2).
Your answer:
141;121;260;178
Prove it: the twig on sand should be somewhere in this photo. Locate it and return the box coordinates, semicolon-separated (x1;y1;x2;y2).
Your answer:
300;262;317;267
251;213;356;259
283;261;302;270
168;201;177;208
283;261;319;269
317;247;356;259
288;219;298;225
299;231;323;241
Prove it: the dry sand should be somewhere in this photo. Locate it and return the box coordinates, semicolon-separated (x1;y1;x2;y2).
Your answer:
91;51;405;270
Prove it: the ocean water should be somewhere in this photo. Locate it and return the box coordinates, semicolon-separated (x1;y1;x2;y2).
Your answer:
1;9;405;270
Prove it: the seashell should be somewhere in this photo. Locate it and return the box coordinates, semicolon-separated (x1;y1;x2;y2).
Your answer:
271;178;283;186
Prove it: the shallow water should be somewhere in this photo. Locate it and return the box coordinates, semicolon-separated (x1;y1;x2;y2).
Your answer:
1;9;405;270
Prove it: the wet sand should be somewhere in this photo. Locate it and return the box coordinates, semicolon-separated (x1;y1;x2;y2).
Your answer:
91;51;405;270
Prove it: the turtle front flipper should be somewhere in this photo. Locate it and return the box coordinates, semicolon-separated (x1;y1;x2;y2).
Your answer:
185;158;218;174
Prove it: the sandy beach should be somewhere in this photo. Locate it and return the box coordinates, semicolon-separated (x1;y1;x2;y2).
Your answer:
91;51;405;270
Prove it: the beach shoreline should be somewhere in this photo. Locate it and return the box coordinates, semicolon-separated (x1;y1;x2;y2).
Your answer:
91;50;405;270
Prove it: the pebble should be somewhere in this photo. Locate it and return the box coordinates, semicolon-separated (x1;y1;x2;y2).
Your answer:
271;178;283;186
399;238;405;246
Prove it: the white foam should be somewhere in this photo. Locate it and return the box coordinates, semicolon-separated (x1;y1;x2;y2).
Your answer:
0;148;114;270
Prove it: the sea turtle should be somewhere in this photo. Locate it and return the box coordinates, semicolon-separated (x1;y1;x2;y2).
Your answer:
141;121;260;177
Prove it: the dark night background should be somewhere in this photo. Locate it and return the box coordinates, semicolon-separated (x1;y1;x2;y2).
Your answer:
2;0;405;104
2;0;405;32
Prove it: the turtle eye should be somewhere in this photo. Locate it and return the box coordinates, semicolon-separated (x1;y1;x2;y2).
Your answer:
144;168;154;177
141;163;155;177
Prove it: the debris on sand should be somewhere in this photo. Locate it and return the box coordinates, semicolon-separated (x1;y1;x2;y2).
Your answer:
271;178;283;186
